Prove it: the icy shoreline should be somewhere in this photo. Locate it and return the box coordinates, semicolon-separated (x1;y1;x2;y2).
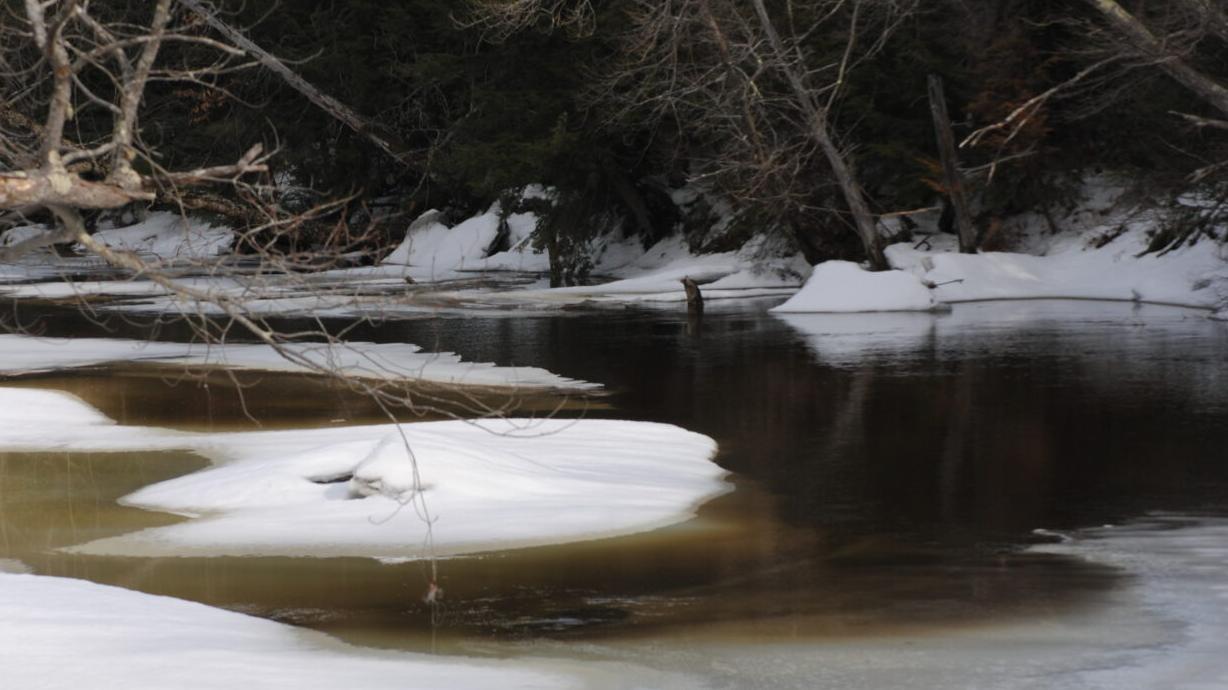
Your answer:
779;177;1227;314
0;570;713;690
3;177;1223;318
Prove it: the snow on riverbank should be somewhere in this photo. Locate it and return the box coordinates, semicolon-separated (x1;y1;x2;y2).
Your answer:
381;205;544;279
777;234;1227;313
91;212;235;259
0;572;579;690
885;230;1226;310
0;388;726;559
0;211;233;265
0;215;805;314
780;178;1227;313
433;234;808;309
378;188;809;302
0;333;597;390
6;176;1223;316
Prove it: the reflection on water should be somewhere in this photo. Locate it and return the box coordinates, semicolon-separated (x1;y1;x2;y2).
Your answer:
0;300;1226;654
2;366;604;431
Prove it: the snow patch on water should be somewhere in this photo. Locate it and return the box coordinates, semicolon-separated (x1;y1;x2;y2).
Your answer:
0;388;726;559
0;572;575;690
0;333;597;390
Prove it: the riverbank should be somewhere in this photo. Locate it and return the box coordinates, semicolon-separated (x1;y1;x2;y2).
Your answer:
5;177;1223;319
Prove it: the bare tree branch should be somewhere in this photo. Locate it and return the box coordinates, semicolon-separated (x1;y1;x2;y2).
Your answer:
1171;110;1228;131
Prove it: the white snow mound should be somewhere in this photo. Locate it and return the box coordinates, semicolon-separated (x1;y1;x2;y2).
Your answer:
771;260;939;313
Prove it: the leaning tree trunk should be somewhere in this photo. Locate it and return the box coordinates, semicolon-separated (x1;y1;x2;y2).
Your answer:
809;118;888;270
179;0;417;168
748;0;886;270
1086;0;1228;118
927;75;977;254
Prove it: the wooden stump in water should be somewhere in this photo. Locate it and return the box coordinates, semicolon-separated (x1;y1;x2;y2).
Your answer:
681;276;704;316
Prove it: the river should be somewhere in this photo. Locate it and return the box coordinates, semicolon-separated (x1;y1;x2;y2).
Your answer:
2;298;1227;687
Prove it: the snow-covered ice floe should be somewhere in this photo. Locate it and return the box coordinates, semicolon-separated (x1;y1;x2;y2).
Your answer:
0;572;603;690
0;388;726;559
0;333;598;390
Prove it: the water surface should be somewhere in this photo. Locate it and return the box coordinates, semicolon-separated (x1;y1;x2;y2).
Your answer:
2;300;1226;664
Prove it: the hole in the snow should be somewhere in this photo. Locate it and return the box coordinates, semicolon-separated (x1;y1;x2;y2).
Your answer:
308;472;353;485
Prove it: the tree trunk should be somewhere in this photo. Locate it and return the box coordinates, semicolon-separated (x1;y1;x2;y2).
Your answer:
1086;0;1228;118
179;0;417;168
809;118;887;269
0;169;152;210
927;75;977;254
748;0;886;270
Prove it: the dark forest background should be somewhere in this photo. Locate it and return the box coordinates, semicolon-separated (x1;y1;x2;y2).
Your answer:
5;0;1227;266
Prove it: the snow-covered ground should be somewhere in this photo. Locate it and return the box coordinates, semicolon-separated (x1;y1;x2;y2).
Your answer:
0;211;232;265
91;211;235;259
0;387;726;559
476;234;809;306
781;177;1227;313
885;228;1226;310
381;204;545;279
0;333;597;390
377;191;808;301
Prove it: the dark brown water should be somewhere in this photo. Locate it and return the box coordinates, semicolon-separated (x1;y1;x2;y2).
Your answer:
1;300;1226;656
